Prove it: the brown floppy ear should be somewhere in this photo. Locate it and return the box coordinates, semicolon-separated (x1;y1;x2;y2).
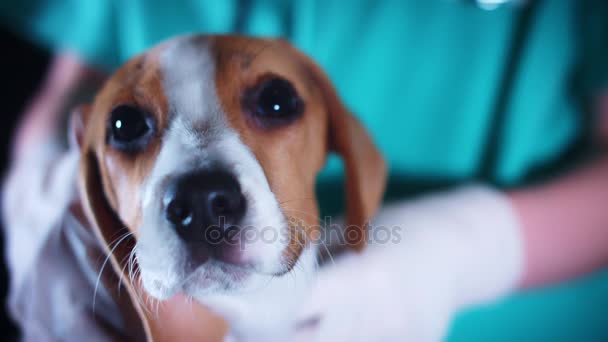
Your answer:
288;44;387;251
73;104;150;340
72;106;139;303
332;106;387;251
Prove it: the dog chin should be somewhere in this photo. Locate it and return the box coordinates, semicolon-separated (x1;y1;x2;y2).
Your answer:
184;262;254;294
141;261;267;301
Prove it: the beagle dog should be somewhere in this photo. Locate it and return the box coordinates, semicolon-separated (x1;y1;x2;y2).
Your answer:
14;34;386;341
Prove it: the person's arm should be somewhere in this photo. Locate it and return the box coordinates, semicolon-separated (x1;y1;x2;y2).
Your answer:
2;52;113;340
296;94;608;341
12;52;105;159
515;92;608;288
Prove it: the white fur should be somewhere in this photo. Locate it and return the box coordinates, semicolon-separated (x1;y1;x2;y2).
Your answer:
135;36;316;340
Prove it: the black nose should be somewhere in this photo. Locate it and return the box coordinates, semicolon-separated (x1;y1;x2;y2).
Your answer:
163;169;246;245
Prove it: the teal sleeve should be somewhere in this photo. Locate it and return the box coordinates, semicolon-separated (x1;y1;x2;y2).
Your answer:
0;0;119;70
112;1;289;65
0;0;294;70
579;0;608;94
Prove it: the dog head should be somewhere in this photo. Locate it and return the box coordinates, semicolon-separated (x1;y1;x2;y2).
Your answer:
73;34;386;310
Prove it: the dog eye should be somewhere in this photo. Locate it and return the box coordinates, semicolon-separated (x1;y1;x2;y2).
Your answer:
243;77;304;127
108;105;154;151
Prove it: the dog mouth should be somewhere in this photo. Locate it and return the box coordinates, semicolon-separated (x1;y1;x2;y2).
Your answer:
136;221;290;299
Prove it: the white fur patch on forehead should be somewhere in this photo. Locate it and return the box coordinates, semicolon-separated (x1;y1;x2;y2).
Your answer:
159;36;222;124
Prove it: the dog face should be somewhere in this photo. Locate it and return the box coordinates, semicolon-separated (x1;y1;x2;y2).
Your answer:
74;35;385;304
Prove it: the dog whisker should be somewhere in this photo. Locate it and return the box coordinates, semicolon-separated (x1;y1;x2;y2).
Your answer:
121;244;139;295
117;252;133;294
278;197;315;206
280;207;320;222
289;220;337;268
105;229;133;249
93;230;134;314
135;272;154;317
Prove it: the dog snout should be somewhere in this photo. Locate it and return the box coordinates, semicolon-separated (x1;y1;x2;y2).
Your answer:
163;169;246;254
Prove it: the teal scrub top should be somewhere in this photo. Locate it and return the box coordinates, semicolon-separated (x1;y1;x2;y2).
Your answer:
2;0;608;340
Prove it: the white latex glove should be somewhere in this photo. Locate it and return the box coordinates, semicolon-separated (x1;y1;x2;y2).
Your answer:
294;186;524;342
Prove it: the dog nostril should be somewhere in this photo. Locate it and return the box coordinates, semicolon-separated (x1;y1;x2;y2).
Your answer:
166;199;193;227
207;190;245;224
209;192;229;216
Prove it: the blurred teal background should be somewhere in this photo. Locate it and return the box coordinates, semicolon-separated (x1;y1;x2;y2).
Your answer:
1;0;608;340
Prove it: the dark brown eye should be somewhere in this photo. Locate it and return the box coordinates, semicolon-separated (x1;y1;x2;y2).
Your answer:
243;77;304;127
107;105;155;151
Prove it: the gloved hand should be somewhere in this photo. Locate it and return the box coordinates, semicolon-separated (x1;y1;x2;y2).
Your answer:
294;186;524;342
